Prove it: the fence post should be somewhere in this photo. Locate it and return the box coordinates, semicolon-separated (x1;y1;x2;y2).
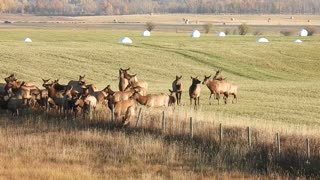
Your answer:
276;133;281;155
111;104;114;122
162;111;166;134
219;123;223;144
135;108;142;128
306;138;310;160
247;127;251;147
190;117;193;139
88;101;92;121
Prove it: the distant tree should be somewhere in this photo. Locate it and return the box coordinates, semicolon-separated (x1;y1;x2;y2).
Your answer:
238;23;250;35
146;22;156;32
203;23;213;34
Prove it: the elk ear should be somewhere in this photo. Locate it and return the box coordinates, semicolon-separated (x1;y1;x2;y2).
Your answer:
169;89;172;93
179;75;182;79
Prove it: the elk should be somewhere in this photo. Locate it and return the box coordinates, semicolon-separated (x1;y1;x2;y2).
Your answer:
212;70;224;80
67;75;97;94
202;75;238;105
6;82;40;116
172;75;182;105
113;99;136;126
130;91;175;108
93;85;110;105
124;73;148;96
73;92;97;120
119;68;130;91
189;76;201;109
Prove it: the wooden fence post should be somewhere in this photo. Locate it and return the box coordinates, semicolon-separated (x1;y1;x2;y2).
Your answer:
276;133;281;155
190;117;193;139
111;104;114;122
162;111;166;134
88;102;92;121
219;123;223;144
306;138;310;160
135;108;142;128
247;127;251;147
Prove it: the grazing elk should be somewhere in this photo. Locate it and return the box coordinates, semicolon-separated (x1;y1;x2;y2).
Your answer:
172;75;182;105
130;90;175;108
189;76;201;109
113;99;136;126
119;68;130;91
202;75;238;105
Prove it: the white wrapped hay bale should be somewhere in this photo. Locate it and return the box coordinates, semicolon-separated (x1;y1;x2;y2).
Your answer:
256;38;269;43
118;37;132;44
24;38;32;43
191;30;200;38
217;32;226;37
142;30;151;37
293;39;302;43
299;29;308;37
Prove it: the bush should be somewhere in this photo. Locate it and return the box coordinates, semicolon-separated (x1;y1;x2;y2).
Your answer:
238;23;250;35
4;20;11;24
280;30;294;36
225;29;231;35
203;23;213;34
145;22;156;32
303;25;317;36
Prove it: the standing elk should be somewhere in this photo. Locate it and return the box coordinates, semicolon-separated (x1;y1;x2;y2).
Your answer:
202;75;237;105
130;90;175;108
113;99;136;126
6;82;40;116
124;73;148;96
172;75;182;105
119;68;130;91
67;75;97;94
189;76;201;109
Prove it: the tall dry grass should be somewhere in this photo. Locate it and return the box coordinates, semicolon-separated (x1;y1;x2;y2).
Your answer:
0;105;319;179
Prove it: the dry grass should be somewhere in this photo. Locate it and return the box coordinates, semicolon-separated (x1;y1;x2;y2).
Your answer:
0;106;319;179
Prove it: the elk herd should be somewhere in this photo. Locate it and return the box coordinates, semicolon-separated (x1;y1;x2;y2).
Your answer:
0;68;238;126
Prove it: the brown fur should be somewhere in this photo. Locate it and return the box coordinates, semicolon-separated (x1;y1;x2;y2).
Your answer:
189;76;201;109
119;68;130;91
114;99;136;126
125;74;148;96
130;91;175;108
172;75;182;105
202;75;238;105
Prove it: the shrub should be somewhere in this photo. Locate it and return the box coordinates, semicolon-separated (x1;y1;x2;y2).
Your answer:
225;29;231;35
203;23;213;34
145;22;156;32
4;20;11;24
303;25;317;36
280;30;294;36
238;23;250;35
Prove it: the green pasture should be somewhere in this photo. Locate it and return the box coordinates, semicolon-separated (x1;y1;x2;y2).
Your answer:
0;28;320;128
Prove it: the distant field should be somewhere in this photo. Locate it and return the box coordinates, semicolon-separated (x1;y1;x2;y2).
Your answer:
1;14;320;34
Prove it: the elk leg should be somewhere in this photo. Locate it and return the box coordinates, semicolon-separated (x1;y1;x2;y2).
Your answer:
232;94;237;104
209;93;212;105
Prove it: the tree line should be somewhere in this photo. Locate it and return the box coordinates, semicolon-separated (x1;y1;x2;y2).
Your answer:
1;0;320;16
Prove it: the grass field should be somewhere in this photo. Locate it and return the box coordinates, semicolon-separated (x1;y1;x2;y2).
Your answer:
0;15;320;178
